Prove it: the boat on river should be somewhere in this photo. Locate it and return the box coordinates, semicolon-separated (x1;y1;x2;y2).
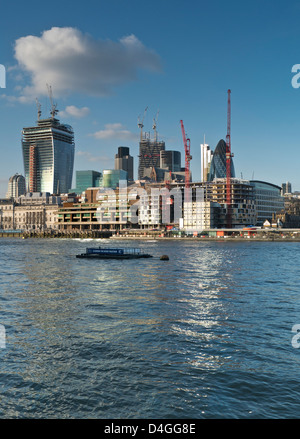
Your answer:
76;247;153;259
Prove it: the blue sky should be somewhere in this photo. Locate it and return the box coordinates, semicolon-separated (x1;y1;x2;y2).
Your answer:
1;0;300;197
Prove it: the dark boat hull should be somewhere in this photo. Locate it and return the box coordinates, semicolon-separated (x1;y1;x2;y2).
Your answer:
76;253;153;259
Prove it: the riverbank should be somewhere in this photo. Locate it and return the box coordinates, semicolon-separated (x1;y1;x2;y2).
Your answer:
110;235;300;242
2;229;300;241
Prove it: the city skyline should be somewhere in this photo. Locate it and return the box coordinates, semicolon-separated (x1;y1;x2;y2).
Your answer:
1;0;300;197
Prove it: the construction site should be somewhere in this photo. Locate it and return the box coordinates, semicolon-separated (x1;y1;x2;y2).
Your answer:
2;89;292;237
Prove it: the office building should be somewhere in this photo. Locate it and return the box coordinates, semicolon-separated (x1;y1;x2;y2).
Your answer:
101;169;128;189
208;139;235;181
115;147;134;181
0;193;61;231
250;180;284;226
160;150;181;172
6;173;26;199
70;170;102;195
200;140;213;182
138;138;165;180
22;116;75;194
282;181;292;195
184;201;220;231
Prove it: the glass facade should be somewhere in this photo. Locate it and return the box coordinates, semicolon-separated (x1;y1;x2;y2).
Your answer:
71;170;102;195
6;173;26;199
101;169;127;189
114;146;134;181
160;150;181;172
208;139;235;181
22;118;75;194
250;180;284;226
138;139;165;179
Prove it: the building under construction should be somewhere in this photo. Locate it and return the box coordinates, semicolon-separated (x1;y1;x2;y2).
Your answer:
138;137;166;180
22;88;75;195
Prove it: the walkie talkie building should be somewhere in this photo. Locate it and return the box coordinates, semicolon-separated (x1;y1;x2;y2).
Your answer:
22;117;75;194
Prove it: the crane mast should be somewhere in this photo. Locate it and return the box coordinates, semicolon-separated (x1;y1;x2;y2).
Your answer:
226;89;232;228
180;120;192;190
137;106;148;141
46;84;58;119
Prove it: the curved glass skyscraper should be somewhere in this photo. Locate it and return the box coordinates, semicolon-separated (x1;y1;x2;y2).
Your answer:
208;139;235;181
22;117;75;194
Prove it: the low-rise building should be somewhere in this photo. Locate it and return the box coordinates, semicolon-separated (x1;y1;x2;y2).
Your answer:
0;192;61;231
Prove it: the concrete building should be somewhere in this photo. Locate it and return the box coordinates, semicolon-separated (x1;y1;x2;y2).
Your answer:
0;193;61;230
180;179;257;231
209;179;257;228
16;192;61;205
15;204;59;231
142;166;185;184
138;138;165;180
6;173;26;199
57;185;139;231
282;181;292;195
138;186;162;227
200;140;213;182
0;201;15;230
184;201;220;232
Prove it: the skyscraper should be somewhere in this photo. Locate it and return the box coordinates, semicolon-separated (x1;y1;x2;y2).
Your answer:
22;115;75;194
115;147;134;181
70;170;102;194
6;173;26;199
282;181;292;194
207;139;235;181
200;139;213;182
160;150;181;172
138;138;165;180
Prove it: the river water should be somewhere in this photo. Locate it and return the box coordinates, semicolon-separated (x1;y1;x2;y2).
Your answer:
0;238;300;419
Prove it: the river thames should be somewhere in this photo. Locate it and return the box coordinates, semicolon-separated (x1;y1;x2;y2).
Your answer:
0;238;300;418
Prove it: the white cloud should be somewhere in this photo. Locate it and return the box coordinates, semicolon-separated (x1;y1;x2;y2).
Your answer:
59;105;90;118
12;26;161;102
90;123;138;141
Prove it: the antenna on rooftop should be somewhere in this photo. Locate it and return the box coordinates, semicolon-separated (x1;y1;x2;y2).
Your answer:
46;84;58;119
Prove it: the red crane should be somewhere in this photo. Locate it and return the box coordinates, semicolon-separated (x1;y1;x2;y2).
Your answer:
180;120;192;189
226;89;233;228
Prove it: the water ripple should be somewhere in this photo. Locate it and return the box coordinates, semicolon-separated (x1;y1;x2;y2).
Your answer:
0;239;300;418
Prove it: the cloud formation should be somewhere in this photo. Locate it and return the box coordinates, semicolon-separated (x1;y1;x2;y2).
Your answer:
90;123;138;141
13;27;161;101
59;105;90;118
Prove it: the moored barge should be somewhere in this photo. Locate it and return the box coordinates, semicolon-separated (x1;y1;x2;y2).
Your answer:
76;247;153;259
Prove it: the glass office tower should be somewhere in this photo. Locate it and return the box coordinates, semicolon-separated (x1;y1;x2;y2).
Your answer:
71;170;102;194
208;139;235;181
22;117;75;194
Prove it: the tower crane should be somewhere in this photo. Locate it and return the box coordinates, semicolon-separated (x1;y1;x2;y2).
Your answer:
46;84;58;119
180;120;192;190
35;98;42;120
226;89;234;228
152;109;160;142
137;106;148;141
